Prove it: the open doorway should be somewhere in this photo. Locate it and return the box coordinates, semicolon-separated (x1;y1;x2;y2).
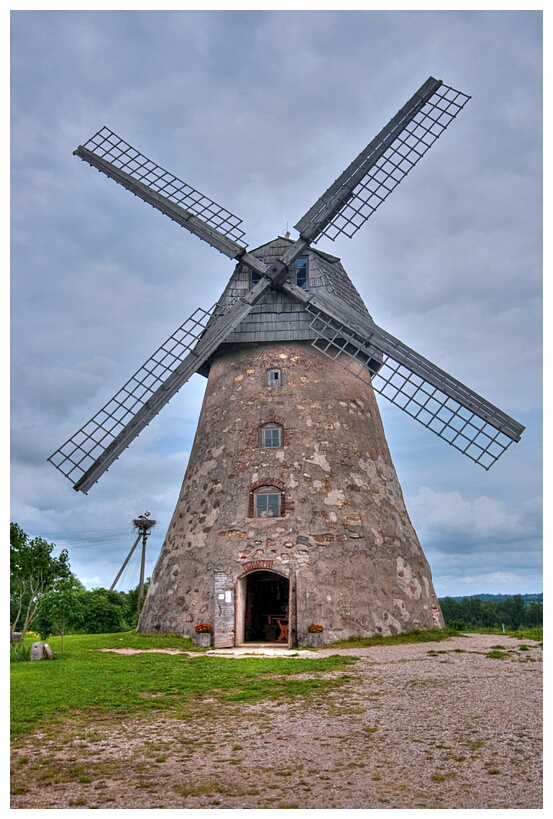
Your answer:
244;571;289;643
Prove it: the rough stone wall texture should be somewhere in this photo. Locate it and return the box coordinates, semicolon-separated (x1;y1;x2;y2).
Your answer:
138;341;444;645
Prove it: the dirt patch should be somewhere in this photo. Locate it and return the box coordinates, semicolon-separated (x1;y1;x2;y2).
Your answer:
10;634;542;809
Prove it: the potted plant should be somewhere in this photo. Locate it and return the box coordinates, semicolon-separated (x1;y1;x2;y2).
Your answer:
194;622;213;648
306;623;324;648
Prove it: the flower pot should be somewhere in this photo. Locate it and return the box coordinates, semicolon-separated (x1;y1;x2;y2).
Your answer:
306;632;324;648
194;632;212;648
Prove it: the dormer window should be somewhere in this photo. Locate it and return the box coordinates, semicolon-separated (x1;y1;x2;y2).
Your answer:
261;423;282;448
295;256;308;289
267;368;281;387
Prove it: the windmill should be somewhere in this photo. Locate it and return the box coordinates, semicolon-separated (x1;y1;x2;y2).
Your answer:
48;77;525;647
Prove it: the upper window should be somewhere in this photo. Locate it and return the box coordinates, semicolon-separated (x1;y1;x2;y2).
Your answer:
267;368;281;387
261;423;282;448
253;487;282;518
295;256;308;289
251;271;263;288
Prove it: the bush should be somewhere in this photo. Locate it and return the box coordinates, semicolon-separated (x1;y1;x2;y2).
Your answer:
10;643;31;663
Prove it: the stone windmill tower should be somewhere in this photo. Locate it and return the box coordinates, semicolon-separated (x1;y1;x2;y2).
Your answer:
49;77;525;647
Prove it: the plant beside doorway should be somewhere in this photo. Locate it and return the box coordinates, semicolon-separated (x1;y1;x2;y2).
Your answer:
306;623;325;648
194;623;213;648
195;623;213;633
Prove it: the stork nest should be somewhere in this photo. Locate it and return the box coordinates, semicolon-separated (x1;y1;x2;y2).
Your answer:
133;518;157;530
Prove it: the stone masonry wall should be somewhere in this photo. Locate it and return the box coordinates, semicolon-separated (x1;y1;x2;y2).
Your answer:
138;341;444;644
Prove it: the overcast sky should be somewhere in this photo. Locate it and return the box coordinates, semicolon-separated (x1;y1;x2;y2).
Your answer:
10;8;542;598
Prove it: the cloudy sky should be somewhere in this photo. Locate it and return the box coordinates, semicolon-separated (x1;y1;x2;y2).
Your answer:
10;8;542;598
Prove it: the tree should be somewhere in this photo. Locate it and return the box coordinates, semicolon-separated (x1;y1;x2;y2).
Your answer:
35;577;86;651
125;578;150;628
77;588;131;634
498;594;526;630
10;523;73;637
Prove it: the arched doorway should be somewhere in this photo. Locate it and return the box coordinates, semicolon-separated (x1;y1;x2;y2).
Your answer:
243;571;289;643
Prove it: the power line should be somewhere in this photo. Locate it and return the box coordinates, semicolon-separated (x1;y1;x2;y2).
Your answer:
36;527;135;537
29;527;158;550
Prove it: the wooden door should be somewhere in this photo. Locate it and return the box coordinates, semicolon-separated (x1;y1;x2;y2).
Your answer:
288;569;297;648
214;572;235;648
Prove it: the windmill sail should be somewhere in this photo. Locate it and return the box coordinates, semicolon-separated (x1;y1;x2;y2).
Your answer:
290;289;524;469
295;78;471;243
48;279;271;493
76;127;247;244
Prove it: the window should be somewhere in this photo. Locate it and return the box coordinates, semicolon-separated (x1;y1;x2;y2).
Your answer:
254;487;282;518
295;256;308;289
251;271;262;288
261;423;282;448
267;368;281;387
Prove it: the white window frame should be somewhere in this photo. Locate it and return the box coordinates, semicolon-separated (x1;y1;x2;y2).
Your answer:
261;423;282;448
267;368;281;387
254;488;281;518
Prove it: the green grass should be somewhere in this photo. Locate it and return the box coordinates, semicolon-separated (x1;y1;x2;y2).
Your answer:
466;626;542;642
327;627;461;649
11;632;356;738
511;626;542;642
327;625;543;650
486;649;509;660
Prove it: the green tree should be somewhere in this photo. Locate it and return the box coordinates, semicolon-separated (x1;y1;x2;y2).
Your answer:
10;523;72;637
35;577;86;652
439;596;466;630
77;588;131;634
498;594;526;630
526;601;543;627
125;578;150;627
439;594;543;631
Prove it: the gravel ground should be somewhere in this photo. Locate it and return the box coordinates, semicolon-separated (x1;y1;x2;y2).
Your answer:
10;633;542;810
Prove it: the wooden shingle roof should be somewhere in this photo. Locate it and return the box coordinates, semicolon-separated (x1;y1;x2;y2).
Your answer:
213;237;371;346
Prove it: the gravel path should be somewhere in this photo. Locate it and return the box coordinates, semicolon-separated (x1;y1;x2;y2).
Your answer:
10;633;542;809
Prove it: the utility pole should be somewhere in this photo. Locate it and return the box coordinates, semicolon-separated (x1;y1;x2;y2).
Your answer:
111;513;156;604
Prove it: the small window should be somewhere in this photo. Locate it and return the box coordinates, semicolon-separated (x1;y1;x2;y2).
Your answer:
295;256;308;289
251;271;263;288
261;423;282;448
267;368;281;387
254;488;282;518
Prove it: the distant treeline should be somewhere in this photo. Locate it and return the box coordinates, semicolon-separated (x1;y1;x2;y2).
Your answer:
442;593;542;604
438;594;542;631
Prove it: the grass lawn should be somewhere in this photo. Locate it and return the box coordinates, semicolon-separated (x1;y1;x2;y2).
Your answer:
12;627;540;740
10;632;357;738
10;628;542;810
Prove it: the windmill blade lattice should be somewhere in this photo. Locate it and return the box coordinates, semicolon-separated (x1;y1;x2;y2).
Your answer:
304;304;524;470
48;277;273;493
48;304;219;490
295;79;471;243
75;127;247;245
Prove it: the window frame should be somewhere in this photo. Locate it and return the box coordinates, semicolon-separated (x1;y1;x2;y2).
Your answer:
250;270;263;288
260;423;283;449
295;255;309;289
266;368;282;387
253;486;283;518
